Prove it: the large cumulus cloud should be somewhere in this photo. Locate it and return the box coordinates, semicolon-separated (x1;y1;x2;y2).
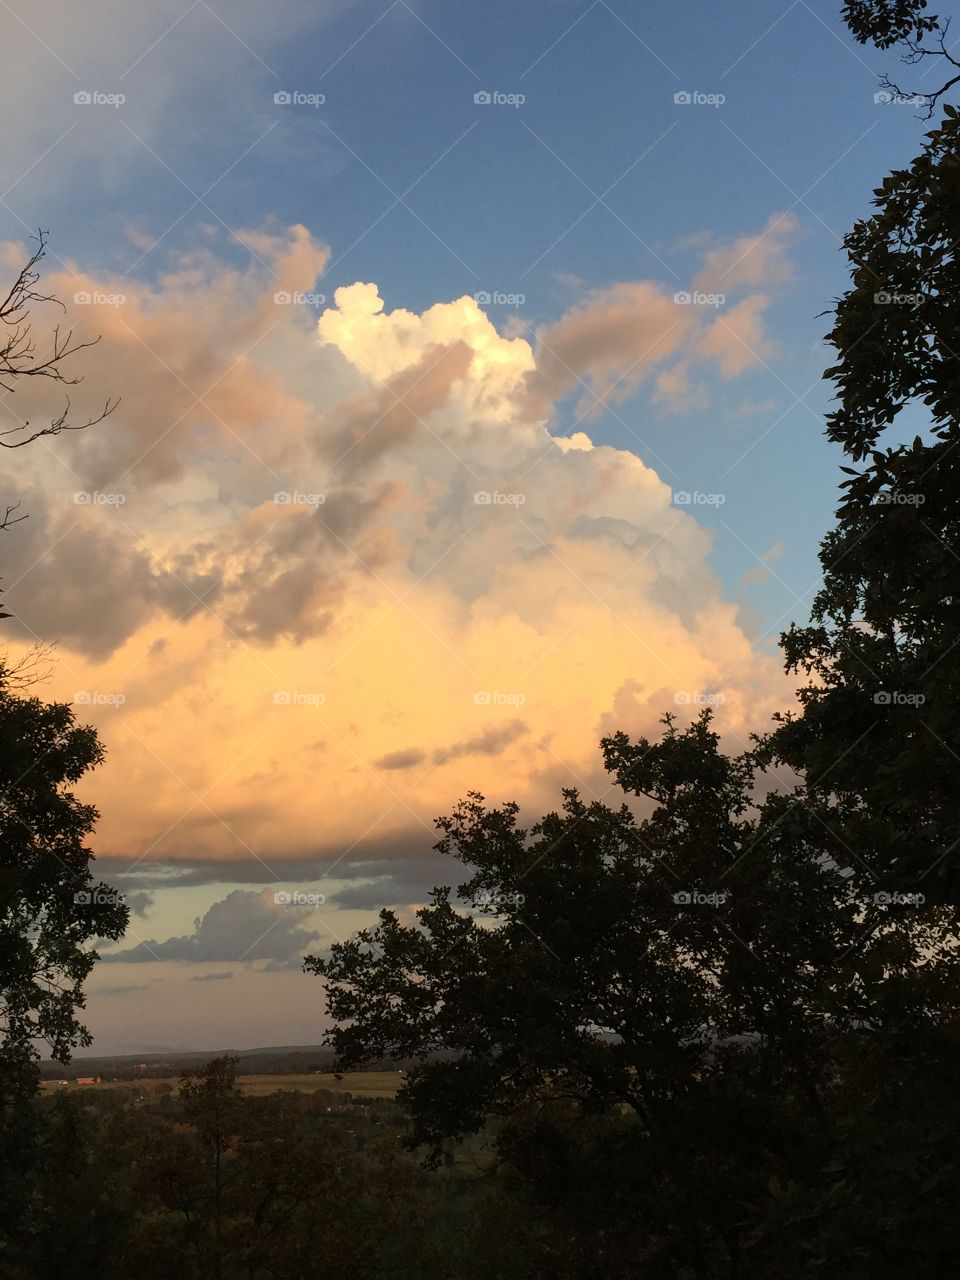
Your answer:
1;220;796;870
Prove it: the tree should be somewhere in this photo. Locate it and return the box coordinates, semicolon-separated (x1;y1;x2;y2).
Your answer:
0;673;128;1244
0;230;117;620
178;1057;242;1280
310;713;960;1277
0;231;116;457
842;1;960;113
767;106;960;900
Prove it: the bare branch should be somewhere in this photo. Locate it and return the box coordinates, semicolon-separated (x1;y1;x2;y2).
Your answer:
0;641;57;688
0;230;118;622
875;16;960;116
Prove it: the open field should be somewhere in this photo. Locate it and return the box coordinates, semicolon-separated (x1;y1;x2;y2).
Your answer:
41;1071;402;1098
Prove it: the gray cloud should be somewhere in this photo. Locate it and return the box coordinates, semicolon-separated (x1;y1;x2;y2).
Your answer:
96;833;442;889
374;747;427;771
101;889;321;966
92;983;156;997
124;891;155;918
433;719;529;765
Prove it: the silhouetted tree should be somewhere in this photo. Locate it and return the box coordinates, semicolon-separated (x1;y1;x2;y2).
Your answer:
768;106;960;899
311;713;960;1276
0;230;117;619
842;0;960;113
0;675;127;1249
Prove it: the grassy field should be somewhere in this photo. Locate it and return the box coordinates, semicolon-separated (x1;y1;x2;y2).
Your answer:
44;1071;402;1098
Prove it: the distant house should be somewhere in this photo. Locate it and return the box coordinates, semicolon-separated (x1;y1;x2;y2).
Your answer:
75;1076;101;1085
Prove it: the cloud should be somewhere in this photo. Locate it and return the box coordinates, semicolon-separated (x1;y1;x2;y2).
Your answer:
101;889;321;966
433;719;529;765
528;281;689;415
3;226;792;873
124;891;155;918
0;1;343;197
693;214;799;295
191;971;235;982
375;747;428;771
740;541;786;589
91;983;157;997
524;215;797;416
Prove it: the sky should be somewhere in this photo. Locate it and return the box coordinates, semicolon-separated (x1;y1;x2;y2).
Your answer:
0;0;941;1054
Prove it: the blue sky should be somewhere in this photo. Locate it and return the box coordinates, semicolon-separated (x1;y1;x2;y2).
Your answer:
0;0;941;1052
4;0;932;636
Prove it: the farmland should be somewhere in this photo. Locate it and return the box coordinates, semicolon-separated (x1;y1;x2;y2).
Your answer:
40;1070;402;1098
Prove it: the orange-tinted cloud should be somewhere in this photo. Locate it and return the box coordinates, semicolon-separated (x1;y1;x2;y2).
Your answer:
1;227;793;875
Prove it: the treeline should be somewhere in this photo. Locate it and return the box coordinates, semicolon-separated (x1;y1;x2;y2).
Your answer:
0;1057;570;1280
